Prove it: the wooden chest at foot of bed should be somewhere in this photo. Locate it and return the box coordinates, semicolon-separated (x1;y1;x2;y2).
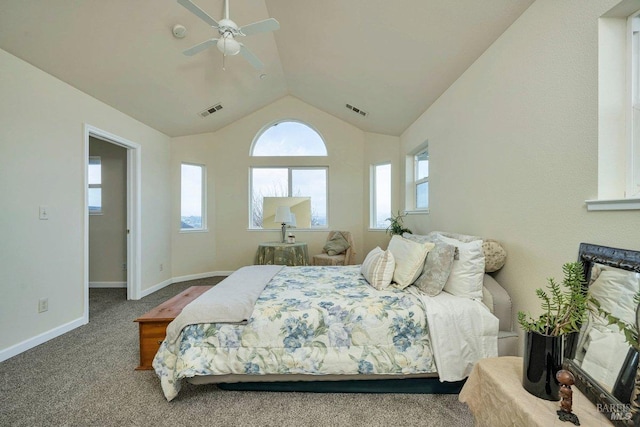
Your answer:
134;286;212;370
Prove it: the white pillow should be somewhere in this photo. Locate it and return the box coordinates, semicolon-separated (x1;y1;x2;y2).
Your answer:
387;235;434;289
438;235;485;299
361;247;396;290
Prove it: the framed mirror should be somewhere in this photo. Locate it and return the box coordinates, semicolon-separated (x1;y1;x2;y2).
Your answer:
564;243;640;426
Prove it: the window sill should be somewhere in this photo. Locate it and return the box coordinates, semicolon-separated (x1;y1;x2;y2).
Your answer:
179;228;209;233
246;228;329;232
404;209;430;215
585;198;640;211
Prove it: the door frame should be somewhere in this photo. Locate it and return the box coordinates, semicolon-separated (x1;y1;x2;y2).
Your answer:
83;124;141;322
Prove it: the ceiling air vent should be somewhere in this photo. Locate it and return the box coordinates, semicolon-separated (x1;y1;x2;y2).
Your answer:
346;103;367;117
199;103;223;118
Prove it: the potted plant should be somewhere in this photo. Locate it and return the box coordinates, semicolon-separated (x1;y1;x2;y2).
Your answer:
517;261;589;401
386;211;412;236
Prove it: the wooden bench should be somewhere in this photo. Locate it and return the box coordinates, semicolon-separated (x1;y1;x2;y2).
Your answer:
133;286;212;370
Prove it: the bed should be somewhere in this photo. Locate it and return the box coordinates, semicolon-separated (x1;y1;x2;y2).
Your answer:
153;233;515;401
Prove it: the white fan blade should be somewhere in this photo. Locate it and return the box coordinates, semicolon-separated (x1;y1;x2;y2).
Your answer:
183;38;218;56
239;44;264;70
240;18;280;36
177;0;219;28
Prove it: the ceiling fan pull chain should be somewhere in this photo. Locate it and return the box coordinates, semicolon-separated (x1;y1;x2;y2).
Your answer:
222;36;227;70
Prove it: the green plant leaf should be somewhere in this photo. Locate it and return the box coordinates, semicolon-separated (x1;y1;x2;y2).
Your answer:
518;261;588;336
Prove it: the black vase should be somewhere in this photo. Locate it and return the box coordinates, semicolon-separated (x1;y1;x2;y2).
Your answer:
522;331;563;401
612;347;640;403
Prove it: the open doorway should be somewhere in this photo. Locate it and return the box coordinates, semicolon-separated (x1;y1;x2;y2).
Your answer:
83;125;141;324
88;138;127;290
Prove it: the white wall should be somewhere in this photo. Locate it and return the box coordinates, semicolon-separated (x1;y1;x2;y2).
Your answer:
0;48;172;358
362;132;402;252
171;96;401;275
401;0;640;343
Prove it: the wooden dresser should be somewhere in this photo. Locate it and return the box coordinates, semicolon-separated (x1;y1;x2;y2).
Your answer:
134;285;212;370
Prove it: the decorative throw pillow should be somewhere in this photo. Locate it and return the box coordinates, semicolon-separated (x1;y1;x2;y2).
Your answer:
428;231;482;243
437;235;485;299
323;232;350;256
403;233;457;296
360;247;395;290
387;235;434;289
482;239;507;272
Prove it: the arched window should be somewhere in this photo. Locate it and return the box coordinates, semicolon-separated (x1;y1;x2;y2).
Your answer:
251;120;327;156
249;120;328;228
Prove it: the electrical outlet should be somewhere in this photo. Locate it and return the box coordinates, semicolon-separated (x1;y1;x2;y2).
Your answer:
38;298;48;313
122;263;127;271
159;263;164;272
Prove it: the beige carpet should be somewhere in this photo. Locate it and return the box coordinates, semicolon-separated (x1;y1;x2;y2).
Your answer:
0;278;474;427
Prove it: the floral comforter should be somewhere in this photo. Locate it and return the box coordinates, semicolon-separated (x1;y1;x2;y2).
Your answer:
153;266;436;400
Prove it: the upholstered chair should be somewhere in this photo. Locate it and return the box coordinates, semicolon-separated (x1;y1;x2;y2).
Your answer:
311;231;356;266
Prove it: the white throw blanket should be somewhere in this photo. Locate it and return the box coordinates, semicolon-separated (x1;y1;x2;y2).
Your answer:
164;265;283;344
410;288;499;382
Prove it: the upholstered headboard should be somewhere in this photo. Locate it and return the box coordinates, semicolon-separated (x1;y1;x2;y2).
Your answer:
482;274;512;333
482;274;518;356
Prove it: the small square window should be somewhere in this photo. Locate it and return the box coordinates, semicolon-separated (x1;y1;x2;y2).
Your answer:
88;156;102;214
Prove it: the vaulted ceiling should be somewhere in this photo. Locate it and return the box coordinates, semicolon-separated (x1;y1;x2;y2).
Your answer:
0;0;533;137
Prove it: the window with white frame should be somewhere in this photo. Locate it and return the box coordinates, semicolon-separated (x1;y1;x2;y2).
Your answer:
370;163;391;229
415;149;429;210
88;156;102;214
629;11;640;197
250;167;328;228
250;120;329;228
251;120;328;156
181;163;206;231
591;2;640;210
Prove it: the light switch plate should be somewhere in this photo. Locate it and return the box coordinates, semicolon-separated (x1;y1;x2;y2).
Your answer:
39;206;49;220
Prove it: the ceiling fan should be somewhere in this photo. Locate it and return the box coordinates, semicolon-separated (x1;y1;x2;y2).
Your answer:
178;0;279;70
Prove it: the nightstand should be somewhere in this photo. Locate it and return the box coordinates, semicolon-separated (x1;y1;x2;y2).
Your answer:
459;357;613;426
255;242;309;266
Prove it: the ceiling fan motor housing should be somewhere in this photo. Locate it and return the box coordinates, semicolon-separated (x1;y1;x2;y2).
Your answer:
217;19;240;36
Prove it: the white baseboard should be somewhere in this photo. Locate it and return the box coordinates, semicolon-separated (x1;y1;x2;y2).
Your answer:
139;271;231;298
172;271;232;284
89;281;126;288
1;270;234;361
140;277;173;298
0;316;86;363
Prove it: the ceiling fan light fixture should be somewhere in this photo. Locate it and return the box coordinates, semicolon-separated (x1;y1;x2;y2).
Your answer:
178;0;279;69
217;34;241;56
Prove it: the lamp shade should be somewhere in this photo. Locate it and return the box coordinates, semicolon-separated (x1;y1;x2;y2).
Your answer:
274;206;292;223
217;35;241;56
287;213;297;227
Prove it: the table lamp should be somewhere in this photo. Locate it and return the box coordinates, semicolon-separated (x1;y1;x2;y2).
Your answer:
274;206;292;243
287;213;297;228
